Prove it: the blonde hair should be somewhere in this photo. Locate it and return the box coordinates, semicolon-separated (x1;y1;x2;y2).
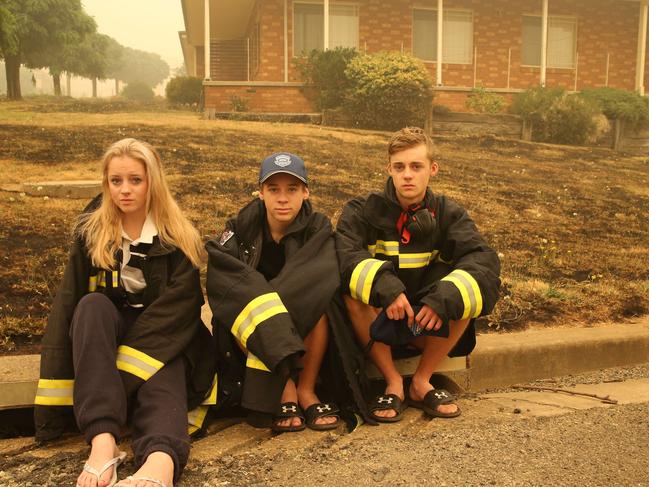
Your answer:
387;126;435;163
78;138;204;269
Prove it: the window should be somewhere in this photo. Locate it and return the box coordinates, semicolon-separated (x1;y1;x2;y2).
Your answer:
294;2;359;55
522;15;577;69
412;9;473;64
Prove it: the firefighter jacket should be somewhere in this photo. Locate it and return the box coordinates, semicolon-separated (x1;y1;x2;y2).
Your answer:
34;212;215;442
336;178;501;356
205;199;340;414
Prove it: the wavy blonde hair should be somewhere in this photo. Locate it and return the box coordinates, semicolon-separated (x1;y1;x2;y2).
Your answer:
78;138;204;269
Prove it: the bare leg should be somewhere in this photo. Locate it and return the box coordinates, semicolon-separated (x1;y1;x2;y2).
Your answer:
296;315;336;426
77;433;120;487
116;452;174;487
343;295;403;419
409;318;470;415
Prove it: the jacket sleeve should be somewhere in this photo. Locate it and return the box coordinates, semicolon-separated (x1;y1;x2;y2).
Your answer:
119;250;205;384
335;198;405;309
205;230;304;373
35;236;90;441
419;198;501;323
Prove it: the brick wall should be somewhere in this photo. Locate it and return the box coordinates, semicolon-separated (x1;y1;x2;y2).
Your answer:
204;84;315;112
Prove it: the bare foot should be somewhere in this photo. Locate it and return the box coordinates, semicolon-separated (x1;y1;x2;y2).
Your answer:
297;387;337;426
116;451;174;487
372;377;404;419
410;378;458;416
77;432;121;487
275;379;303;429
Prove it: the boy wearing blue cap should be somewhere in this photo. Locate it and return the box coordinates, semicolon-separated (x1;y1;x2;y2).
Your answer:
336;127;501;422
206;153;341;432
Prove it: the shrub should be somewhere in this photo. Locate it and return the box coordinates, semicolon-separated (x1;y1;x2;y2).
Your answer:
165;76;202;105
580;87;649;131
544;94;600;145
511;86;602;145
231;95;249;112
120;81;154;102
294;47;358;110
344;51;434;131
510;85;564;126
465;87;505;114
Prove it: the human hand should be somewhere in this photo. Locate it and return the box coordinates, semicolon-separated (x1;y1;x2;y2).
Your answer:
385;293;414;326
415;305;443;331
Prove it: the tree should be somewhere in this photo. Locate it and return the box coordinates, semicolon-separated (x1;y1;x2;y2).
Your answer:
0;0;95;100
65;33;110;97
110;47;169;88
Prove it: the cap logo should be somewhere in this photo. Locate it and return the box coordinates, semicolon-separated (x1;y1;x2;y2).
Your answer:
274;154;292;167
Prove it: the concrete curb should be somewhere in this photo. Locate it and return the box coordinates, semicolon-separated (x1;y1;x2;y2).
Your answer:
469;318;649;390
1;317;648;410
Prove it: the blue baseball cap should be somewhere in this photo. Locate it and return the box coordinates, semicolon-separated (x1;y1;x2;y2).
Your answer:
259;152;308;185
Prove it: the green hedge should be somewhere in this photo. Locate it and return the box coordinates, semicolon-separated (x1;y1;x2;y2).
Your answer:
120;81;154;102
165;76;202;105
344;52;433;131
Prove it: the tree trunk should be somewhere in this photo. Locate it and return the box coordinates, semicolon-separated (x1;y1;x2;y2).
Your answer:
92;77;97;98
66;72;72;97
5;54;22;100
52;73;62;96
115;79;120;95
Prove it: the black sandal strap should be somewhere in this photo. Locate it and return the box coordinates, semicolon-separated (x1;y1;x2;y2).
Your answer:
423;389;455;408
370;393;403;413
304;403;340;423
274;402;304;421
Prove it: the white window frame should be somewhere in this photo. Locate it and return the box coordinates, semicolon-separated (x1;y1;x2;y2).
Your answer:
411;8;474;65
292;1;360;57
521;14;578;69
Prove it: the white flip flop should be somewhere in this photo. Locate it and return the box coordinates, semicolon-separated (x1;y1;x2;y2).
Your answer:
78;451;127;487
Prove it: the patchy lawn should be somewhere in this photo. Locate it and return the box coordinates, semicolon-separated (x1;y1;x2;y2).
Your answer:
1;98;648;352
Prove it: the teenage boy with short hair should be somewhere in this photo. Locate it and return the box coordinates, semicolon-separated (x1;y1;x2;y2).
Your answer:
336;127;500;421
206;153;341;432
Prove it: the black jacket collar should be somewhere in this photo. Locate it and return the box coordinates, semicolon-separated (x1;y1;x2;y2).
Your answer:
235;198;314;246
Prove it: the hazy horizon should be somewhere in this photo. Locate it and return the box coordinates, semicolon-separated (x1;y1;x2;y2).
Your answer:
82;0;186;70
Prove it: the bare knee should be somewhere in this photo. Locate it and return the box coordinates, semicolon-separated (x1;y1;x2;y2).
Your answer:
343;294;369;317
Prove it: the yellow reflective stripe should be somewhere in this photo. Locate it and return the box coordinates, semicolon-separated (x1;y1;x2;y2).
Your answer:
231;292;288;347
116;345;164;381
367;240;399;257
441;269;483;319
349;258;385;304
88;275;97;292
98;270;106;288
246;353;270;372
34;379;74;406
201;374;218;405
399;251;437;269
112;270;119;287
187;405;209;435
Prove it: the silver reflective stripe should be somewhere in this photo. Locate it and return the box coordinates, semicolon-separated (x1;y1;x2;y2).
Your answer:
454;271;478;318
399;255;430;265
116;353;158;376
237;297;283;339
36;387;73;397
354;260;374;300
376;241;399;254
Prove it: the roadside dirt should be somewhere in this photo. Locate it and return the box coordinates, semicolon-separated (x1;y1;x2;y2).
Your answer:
1;105;648;352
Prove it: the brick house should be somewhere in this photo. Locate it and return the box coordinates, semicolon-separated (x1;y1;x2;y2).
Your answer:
179;0;649;114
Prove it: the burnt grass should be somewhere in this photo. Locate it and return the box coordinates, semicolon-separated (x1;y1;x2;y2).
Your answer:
1;118;648;353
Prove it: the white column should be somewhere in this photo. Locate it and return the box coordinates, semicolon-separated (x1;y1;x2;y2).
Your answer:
635;0;648;95
540;0;548;86
284;0;289;82
436;0;443;86
204;0;211;80
324;0;330;50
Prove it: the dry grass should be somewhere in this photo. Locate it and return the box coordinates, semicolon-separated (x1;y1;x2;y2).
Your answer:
1;98;648;351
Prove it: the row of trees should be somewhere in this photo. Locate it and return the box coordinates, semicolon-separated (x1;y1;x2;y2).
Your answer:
0;0;168;100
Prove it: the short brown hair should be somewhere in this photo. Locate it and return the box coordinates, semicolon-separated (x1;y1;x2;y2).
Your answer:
387;127;435;163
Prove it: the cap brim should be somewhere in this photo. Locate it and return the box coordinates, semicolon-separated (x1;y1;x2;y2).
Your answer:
259;169;307;185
